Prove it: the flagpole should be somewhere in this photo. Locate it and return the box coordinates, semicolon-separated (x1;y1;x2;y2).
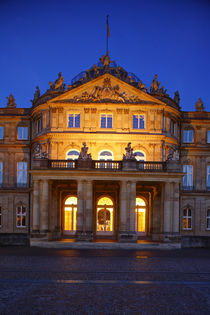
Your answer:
106;15;109;55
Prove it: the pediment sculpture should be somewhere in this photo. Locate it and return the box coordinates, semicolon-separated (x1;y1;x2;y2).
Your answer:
150;74;168;96
73;78;142;103
123;142;136;160
195;98;205;112
79;142;92;160
49;72;65;91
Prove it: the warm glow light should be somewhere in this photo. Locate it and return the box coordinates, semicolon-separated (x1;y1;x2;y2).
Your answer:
135;197;146;233
64;196;77;232
98;197;113;206
97;197;113;232
65;196;77;205
136;197;146;206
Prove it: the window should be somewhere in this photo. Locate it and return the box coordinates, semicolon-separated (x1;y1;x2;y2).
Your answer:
170;120;176;136
0;206;2;227
64;196;77;233
98;150;113;161
36;117;42;134
17;162;27;187
183;129;194;143
16;205;26;228
182;208;192;230
0;126;4;139
66;150;79;160
135;198;146;234
134;151;146;161
207;130;210;143
207;166;210;190
100;114;112;128
183;165;193;190
133;115;145;129
68;114;80;128
207;210;210;230
18;127;28;140
0;162;3;187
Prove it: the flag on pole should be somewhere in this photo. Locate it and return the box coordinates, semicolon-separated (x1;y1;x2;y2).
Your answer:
107;15;110;37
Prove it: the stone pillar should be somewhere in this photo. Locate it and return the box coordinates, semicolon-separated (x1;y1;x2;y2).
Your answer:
163;182;171;238
76;180;86;241
84;180;93;241
172;182;180;235
32;179;40;233
130;181;136;233
40;180;49;235
118;181;128;242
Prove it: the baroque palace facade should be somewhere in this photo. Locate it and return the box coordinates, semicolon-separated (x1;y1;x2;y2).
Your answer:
0;54;210;246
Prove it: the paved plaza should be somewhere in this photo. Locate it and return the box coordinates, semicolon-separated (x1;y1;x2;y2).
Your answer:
0;247;210;314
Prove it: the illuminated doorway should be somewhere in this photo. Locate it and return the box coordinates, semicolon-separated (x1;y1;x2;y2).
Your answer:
135;197;146;235
96;197;114;235
63;196;77;235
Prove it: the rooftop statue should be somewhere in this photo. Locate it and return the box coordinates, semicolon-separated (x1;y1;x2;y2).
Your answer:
150;74;160;93
6;93;16;108
31;86;40;104
123;142;136;160
195;98;205;112
79;142;92;160
49;72;65;91
100;54;111;67
137;81;148;92
174;90;180;105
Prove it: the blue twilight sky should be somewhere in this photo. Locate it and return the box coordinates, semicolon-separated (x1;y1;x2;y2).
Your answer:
0;0;210;111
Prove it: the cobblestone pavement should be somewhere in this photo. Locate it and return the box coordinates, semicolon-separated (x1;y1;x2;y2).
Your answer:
0;248;210;314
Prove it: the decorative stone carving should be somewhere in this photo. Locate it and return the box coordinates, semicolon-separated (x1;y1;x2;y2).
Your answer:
195;98;205;112
174;91;180;105
167;148;180;161
6;94;16;108
137;81;148;92
123;142;136;160
33;143;48;159
31;86;40;104
150;74;160;93
49;72;65;91
72;78;142;104
78;142;92;160
100;54;112;67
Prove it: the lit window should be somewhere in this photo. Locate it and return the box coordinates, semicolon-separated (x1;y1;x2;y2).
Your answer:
183;129;194;143
0;162;3;187
207;166;210;190
133;115;145;129
68;114;80;128
134;151;146;161
207;130;210;143
16;205;26;228
17;162;27;187
183;208;192;230
0;206;2;227
100;114;112;128
0;127;4;139
66;150;79;160
207;210;210;230
135;197;146;233
98;151;113;161
64;196;77;233
18;127;28;140
183;165;193;190
96;197;113;233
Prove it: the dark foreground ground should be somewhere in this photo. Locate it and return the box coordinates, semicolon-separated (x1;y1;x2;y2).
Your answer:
0;247;210;314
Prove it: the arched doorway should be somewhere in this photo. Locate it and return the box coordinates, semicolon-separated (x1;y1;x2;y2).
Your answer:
135;197;147;236
96;196;114;235
63;196;77;235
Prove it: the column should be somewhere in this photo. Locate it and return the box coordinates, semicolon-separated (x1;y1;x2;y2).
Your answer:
32;179;40;232
173;182;180;233
129;181;136;233
76;180;84;233
163;182;171;234
119;180;127;231
85;180;93;234
40;179;49;233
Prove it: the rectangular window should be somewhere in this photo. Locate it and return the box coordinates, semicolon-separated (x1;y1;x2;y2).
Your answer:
36;117;42;134
16;205;26;228
68;114;80;128
183;129;194;143
100;114;112;128
183;208;192;230
0;206;2;227
17;162;27;187
0;162;3;187
0;127;4;139
18;127;28;140
207;166;210;190
133;115;145;129
183;165;193;190
207;210;210;230
207;130;210;143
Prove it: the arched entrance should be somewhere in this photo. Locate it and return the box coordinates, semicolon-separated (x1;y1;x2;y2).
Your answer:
96;196;114;235
63;196;77;235
135;197;147;236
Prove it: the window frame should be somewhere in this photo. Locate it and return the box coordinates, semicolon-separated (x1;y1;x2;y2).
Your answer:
66;150;80;160
183;129;194;143
100;114;113;129
67;114;80;128
207;209;210;230
17;126;28;140
182;208;192;230
17;162;27;187
207;165;210;190
207;130;210;144
133;114;145;130
0;206;2;227
16;205;26;228
183;165;193;190
0;126;4;140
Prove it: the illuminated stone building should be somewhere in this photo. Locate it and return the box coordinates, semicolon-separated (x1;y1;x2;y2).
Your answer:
0;54;210;247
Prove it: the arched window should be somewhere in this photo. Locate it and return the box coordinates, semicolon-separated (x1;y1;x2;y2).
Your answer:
207;210;210;230
98;150;114;161
16;205;26;228
64;196;77;233
134;151;146;161
96;196;114;234
66;150;79;160
135;197;146;234
182;208;192;230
